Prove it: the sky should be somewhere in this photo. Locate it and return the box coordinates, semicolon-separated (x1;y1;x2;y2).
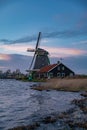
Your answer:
0;0;87;74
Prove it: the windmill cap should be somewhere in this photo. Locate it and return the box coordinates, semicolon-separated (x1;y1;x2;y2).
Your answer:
36;48;49;55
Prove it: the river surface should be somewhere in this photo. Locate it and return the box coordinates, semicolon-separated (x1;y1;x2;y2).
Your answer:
0;79;81;130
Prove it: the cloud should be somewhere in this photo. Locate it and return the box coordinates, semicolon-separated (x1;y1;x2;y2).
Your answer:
0;28;87;45
0;43;86;58
0;54;11;60
43;46;87;57
0;66;8;69
72;40;87;45
0;54;32;73
0;54;87;74
0;44;34;56
43;30;87;38
0;39;12;43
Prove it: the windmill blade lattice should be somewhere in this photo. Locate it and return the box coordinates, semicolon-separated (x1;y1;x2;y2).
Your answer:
29;53;36;70
35;32;41;51
28;32;41;70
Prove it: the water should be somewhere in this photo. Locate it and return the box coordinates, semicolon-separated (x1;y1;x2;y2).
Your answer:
0;79;81;130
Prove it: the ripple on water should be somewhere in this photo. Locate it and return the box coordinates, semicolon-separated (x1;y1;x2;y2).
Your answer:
0;79;81;130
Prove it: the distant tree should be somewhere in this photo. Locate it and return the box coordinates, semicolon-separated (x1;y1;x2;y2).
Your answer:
0;70;3;78
15;69;21;74
0;70;3;74
6;69;11;74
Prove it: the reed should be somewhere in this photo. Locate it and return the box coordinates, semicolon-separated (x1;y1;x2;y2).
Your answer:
33;78;87;92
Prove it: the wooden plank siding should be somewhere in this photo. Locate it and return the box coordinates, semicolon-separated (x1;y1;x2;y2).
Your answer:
37;62;75;78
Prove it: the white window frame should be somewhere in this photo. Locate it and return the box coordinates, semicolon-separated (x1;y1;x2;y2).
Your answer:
62;73;65;77
49;73;53;78
57;73;61;77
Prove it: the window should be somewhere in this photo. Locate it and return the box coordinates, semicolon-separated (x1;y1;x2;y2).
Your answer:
69;73;74;77
57;73;60;77
47;73;53;79
58;67;60;70
49;73;53;78
44;73;47;78
62;73;65;77
62;66;65;70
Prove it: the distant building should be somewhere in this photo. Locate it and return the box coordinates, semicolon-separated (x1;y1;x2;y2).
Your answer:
37;61;75;78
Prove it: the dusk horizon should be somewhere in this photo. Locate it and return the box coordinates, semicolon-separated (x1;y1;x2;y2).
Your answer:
0;0;87;74
0;53;87;75
0;1;87;129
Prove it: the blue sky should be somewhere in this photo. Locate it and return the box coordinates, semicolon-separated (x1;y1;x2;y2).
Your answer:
0;0;87;73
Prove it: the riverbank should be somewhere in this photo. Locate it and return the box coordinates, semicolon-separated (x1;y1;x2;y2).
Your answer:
32;78;87;92
9;92;87;130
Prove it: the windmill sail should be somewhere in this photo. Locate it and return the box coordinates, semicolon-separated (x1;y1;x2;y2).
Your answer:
27;32;50;73
35;32;41;50
29;53;36;70
28;32;41;71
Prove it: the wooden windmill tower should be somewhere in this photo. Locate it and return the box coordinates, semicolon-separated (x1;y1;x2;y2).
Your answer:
27;32;50;79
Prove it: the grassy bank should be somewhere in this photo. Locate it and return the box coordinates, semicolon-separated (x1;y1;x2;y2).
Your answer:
32;78;87;92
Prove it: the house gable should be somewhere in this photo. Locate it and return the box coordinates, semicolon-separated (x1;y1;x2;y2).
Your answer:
48;63;75;77
38;62;75;78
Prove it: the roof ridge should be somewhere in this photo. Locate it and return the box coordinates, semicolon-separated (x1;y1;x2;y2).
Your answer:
39;63;58;73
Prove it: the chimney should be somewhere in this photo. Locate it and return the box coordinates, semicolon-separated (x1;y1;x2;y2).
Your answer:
57;61;60;64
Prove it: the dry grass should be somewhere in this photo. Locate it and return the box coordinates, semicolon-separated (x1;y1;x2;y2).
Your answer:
33;78;87;92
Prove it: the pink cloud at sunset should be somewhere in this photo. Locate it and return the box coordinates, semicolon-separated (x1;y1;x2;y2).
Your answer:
0;44;34;53
0;44;86;58
0;66;8;69
43;46;87;57
0;54;11;60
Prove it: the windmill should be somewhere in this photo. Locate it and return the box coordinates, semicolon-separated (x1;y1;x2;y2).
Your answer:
27;32;50;79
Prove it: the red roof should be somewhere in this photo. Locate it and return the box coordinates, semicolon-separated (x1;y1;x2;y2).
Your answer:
39;64;57;73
